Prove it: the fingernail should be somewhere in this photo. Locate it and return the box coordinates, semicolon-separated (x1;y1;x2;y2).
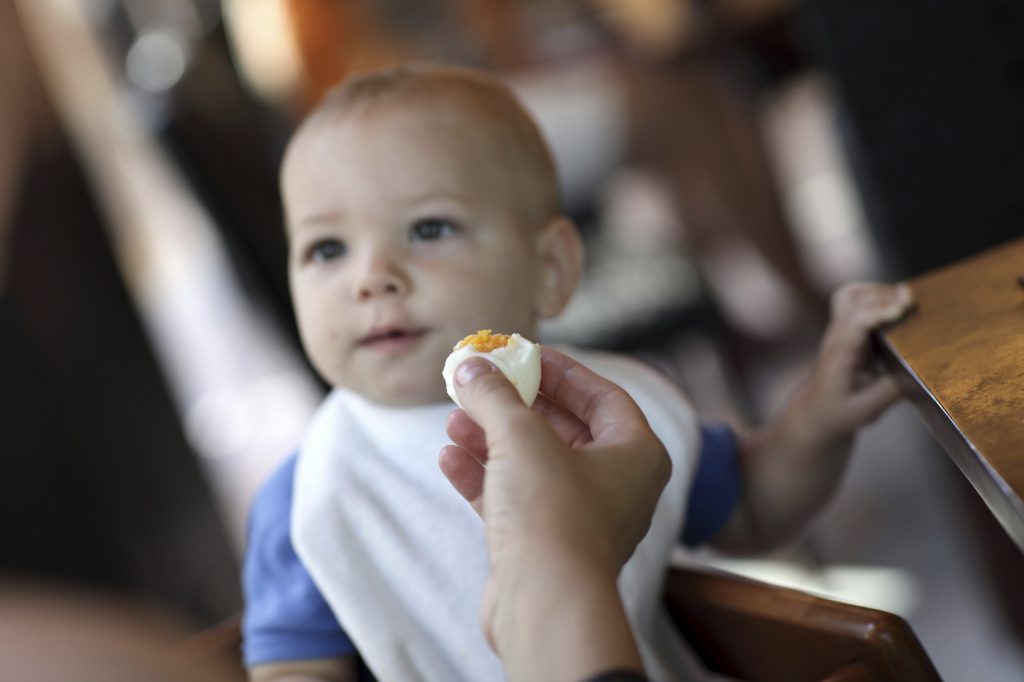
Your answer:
455;357;496;386
897;283;912;302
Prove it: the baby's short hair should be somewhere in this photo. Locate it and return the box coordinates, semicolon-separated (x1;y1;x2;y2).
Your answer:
294;62;561;227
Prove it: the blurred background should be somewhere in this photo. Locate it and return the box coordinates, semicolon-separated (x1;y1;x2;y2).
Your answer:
2;0;1023;679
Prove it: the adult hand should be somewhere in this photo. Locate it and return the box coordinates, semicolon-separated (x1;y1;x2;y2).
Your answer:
439;347;668;680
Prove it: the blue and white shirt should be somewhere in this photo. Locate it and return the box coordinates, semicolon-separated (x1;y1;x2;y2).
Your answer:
242;422;740;667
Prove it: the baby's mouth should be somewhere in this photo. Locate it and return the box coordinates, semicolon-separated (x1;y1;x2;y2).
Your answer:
359;327;428;348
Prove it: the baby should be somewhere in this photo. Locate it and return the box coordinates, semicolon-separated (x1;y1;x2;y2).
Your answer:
242;63;912;682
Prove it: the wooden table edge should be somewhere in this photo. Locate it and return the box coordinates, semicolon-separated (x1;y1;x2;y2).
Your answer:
875;330;1024;552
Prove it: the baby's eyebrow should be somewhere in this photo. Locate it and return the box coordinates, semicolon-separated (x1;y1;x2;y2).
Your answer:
293;211;345;229
398;190;472;207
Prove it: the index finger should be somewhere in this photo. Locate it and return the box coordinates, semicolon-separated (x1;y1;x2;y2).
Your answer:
539;347;649;442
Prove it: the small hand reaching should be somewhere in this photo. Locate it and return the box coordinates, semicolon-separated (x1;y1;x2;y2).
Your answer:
713;280;915;552
803;281;914;437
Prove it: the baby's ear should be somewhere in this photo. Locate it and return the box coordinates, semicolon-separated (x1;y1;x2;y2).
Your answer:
535;216;583;319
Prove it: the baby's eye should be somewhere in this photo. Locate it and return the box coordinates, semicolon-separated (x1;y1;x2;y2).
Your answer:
307;238;346;263
410;218;457;242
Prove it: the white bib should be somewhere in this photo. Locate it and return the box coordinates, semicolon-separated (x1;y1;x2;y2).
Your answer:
293;349;704;681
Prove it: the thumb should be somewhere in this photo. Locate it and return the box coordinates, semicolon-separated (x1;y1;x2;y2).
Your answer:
845;373;903;428
453;357;535;441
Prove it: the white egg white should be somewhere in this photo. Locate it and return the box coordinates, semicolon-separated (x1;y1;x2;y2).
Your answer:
442;333;541;407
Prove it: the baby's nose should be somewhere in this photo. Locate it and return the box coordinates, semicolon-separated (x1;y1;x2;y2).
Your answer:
353;257;408;301
357;278;402;301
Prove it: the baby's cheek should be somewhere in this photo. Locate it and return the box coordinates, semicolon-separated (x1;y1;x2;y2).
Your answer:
308;319;344;363
433;282;472;312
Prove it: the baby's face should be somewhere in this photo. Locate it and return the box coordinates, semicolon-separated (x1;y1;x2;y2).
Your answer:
283;106;546;405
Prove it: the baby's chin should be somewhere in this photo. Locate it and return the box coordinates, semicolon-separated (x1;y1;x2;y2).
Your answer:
341;374;451;408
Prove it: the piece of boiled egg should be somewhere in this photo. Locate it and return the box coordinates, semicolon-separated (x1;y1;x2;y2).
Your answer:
442;330;541;407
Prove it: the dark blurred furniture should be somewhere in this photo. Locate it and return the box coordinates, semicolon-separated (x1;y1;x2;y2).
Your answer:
1;0;241;625
194;566;939;681
666;565;941;682
805;0;1024;279
3;131;241;623
877;237;1024;552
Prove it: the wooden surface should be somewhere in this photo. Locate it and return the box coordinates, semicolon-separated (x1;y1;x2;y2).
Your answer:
665;566;940;682
877;237;1024;551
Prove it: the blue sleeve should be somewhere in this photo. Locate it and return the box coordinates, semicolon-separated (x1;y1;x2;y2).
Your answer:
681;423;742;547
242;453;357;666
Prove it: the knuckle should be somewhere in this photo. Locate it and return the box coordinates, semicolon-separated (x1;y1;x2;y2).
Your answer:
653;446;672;488
830;282;859;315
461;371;513;410
849;307;875;329
466;368;511;397
831;281;897;322
505;410;540;435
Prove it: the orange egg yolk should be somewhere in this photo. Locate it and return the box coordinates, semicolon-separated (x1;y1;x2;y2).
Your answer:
455;329;511;352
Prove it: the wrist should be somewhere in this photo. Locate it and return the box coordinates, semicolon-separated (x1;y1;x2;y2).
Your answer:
775;379;847;454
491;552;642;682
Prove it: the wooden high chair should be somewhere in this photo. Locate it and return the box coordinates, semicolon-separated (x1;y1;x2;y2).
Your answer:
184;566;941;682
664;566;941;682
